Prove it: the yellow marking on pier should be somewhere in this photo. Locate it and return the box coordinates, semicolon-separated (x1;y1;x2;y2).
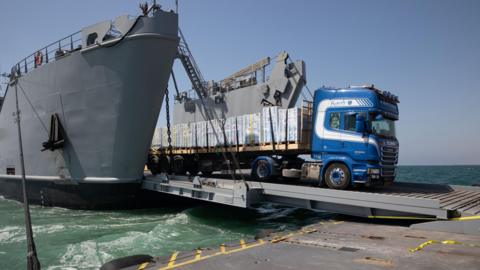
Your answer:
409;239;480;253
159;239;266;270
167;252;179;267
270;233;293;243
138;262;149;270
195;249;202;260
240;239;246;248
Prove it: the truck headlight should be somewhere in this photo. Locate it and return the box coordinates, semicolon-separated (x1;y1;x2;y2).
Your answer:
368;168;380;174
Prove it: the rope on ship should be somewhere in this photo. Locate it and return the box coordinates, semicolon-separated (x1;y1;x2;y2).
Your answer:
96;15;143;48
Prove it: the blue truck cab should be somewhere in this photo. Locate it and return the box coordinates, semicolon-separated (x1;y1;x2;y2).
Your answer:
311;85;399;189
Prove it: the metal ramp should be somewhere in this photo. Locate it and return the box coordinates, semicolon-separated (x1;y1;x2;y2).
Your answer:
142;174;480;221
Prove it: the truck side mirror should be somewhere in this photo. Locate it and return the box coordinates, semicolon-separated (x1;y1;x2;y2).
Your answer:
355;114;366;134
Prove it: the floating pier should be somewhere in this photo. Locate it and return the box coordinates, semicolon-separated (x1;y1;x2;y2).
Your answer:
103;219;480;270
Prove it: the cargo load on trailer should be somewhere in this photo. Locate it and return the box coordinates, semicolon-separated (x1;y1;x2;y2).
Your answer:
152;105;311;150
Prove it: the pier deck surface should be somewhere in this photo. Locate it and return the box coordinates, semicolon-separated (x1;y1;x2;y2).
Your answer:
119;220;480;270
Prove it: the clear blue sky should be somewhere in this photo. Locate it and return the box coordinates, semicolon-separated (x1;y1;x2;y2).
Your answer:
1;0;479;165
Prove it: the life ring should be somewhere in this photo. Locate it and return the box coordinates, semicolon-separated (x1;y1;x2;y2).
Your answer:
34;51;43;66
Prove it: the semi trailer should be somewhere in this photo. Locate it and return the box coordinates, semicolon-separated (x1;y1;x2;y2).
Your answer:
148;52;399;190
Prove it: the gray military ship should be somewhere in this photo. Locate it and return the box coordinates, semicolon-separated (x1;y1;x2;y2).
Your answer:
0;5;179;209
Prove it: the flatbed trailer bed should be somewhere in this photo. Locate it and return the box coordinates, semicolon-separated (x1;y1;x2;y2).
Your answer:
142;174;480;235
164;142;311;156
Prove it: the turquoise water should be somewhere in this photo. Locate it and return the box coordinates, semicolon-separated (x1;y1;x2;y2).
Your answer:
1;165;479;269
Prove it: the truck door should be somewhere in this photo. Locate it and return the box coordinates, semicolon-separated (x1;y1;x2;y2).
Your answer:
342;112;368;159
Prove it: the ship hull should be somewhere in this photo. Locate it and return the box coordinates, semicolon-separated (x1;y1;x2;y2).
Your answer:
0;11;179;208
0;178;196;210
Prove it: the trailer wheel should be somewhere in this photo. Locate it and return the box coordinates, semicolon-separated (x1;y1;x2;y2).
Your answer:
156;155;170;173
324;163;350;190
188;167;199;176
172;155;186;175
147;154;160;175
185;157;199;176
252;160;272;181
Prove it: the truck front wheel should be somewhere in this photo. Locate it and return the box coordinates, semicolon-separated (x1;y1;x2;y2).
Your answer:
324;163;351;190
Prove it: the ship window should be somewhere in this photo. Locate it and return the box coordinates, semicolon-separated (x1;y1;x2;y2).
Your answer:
329;112;340;130
87;32;98;46
6;167;15;175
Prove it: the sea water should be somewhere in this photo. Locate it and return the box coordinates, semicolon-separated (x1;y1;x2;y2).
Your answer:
0;165;479;269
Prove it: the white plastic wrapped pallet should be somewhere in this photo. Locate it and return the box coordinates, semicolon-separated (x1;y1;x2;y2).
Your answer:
278;109;287;143
287;107;301;142
196;121;207;147
262;106;280;144
153;106;304;148
236;116;244;146
242;113;261;145
224;117;237;146
152;128;162;147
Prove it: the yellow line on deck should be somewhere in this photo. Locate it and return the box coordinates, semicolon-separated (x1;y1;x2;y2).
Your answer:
138;262;149;270
368;215;480;221
159;240;265;270
408;239;480;253
449;215;480;221
167;252;179;267
367;215;437;221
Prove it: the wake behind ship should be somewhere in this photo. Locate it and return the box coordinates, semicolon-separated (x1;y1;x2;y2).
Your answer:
0;6;179;209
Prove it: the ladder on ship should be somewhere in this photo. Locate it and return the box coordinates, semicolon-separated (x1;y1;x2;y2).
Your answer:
177;29;208;98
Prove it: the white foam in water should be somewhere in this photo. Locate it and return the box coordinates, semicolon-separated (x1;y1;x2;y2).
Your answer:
0;226;23;243
58;240;110;270
33;224;66;234
165;213;189;225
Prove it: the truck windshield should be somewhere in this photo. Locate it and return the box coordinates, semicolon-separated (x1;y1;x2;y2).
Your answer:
370;114;396;138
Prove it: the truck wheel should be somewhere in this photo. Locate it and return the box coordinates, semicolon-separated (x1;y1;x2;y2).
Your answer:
172;155;186;175
324;163;350;190
252;160;272;181
201;171;213;177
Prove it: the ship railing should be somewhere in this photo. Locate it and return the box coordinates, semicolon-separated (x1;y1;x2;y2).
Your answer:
14;31;82;75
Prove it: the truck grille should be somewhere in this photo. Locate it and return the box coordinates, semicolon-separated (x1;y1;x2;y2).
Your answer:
380;144;398;177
